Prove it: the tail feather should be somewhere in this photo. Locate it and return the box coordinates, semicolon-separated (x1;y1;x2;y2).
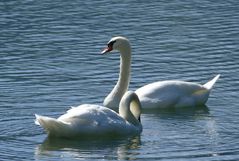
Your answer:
203;74;220;90
35;114;70;136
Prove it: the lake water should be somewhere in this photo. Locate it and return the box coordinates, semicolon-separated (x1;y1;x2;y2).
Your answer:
0;0;239;160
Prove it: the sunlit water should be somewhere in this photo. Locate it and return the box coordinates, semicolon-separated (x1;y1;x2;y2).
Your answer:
0;0;239;160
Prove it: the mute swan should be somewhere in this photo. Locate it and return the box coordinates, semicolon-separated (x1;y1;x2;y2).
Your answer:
35;91;142;138
102;36;220;110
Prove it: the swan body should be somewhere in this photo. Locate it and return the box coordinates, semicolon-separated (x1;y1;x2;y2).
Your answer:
35;91;142;138
102;36;220;110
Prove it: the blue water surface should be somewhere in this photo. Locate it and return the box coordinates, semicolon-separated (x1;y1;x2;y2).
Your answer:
0;0;239;160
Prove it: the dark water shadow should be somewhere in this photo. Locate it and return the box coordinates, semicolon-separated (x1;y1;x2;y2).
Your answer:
36;135;141;160
142;105;210;120
143;105;209;114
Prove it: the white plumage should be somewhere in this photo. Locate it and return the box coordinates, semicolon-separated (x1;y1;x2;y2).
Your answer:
35;91;142;138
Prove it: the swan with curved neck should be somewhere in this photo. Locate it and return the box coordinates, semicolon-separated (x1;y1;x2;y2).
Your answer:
35;91;142;138
102;36;220;110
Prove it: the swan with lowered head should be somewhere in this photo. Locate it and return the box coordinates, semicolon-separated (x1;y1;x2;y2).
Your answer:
102;36;220;110
35;91;142;138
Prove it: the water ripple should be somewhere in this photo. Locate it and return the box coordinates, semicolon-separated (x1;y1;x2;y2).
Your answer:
0;0;239;160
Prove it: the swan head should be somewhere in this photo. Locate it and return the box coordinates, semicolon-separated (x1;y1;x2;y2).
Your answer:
119;91;142;126
101;36;131;54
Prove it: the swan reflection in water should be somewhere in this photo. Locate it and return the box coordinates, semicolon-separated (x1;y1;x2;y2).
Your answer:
141;105;220;158
35;135;141;160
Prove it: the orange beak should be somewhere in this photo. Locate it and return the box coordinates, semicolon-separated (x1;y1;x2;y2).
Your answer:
101;46;113;54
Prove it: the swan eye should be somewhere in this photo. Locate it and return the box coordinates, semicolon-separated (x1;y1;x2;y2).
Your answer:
107;40;116;48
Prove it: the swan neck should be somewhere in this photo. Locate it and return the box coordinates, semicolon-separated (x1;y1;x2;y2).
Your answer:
119;92;141;126
103;43;131;111
103;48;131;109
118;49;131;91
112;49;131;104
